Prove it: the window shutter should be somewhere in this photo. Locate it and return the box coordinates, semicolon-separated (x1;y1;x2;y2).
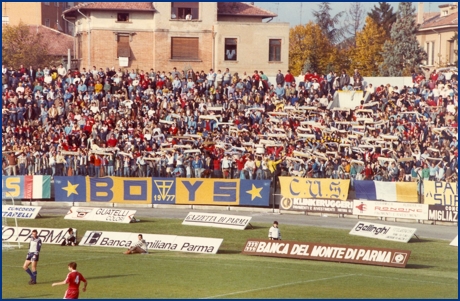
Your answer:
171;37;199;60
117;35;131;58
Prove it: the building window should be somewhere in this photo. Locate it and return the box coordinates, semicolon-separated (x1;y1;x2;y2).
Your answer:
171;37;199;60
77;34;82;59
425;41;435;65
54;2;59;7
448;40;457;64
171;2;199;20
45;18;50;27
269;39;281;62
224;38;237;61
117;35;131;58
117;13;129;22
44;2;50;5
2;16;9;25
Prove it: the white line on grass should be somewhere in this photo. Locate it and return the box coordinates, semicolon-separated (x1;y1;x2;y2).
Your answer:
200;274;356;299
356;274;458;286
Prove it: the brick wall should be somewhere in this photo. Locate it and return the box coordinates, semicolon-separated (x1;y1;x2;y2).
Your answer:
81;30;154;70
153;31;213;72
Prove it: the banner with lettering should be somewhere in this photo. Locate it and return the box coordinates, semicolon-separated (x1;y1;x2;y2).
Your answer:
2;176;51;199
279;177;349;201
175;178;270;206
54;177;270;206
423;181;457;206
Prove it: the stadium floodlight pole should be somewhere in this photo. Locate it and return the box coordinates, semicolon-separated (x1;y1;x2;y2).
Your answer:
5;191;21;249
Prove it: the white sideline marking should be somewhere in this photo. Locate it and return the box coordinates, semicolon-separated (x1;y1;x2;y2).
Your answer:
357;274;458;285
200;274;356;299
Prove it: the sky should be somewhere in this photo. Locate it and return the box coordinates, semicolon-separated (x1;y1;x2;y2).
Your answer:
252;2;438;27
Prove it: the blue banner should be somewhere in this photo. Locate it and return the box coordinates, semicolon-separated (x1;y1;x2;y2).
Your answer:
239;180;271;206
54;176;87;202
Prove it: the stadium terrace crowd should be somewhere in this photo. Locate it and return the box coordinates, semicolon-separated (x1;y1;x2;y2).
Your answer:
2;63;458;189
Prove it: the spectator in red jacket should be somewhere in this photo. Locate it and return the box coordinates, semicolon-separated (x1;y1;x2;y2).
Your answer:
284;70;295;87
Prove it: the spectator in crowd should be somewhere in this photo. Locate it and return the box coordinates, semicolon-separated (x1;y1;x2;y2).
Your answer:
1;62;457;192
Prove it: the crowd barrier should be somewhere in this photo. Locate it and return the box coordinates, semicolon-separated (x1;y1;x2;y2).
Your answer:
2;176;457;206
2;175;456;225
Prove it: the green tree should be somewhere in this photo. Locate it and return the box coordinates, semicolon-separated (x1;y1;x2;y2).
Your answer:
289;22;337;76
2;22;54;68
379;2;427;76
350;16;386;76
367;2;396;39
312;2;345;44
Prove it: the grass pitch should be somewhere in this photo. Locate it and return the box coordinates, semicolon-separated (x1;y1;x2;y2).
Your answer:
2;216;458;299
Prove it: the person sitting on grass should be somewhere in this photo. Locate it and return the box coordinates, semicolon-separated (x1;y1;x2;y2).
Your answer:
61;228;77;246
124;234;148;254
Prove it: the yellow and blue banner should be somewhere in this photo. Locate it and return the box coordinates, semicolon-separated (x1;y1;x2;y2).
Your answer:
279;177;349;201
2;176;51;199
54;177;270;206
424;181;457;206
354;181;418;203
175;178;270;206
55;176;152;204
152;178;176;204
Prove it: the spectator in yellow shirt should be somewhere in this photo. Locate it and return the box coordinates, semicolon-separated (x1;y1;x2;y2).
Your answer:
94;80;103;94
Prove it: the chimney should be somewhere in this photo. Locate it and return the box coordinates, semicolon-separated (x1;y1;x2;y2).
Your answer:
417;2;424;24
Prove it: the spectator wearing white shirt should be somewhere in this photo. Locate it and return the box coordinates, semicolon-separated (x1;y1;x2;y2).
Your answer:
268;221;281;240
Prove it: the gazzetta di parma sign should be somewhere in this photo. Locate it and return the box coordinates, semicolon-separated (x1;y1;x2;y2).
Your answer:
182;212;252;230
241;239;411;268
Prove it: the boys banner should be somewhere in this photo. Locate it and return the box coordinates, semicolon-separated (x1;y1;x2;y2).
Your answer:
423;181;457;206
279;177;349;201
175;179;270;206
54;177;270;206
354;181;417;203
2;176;51;199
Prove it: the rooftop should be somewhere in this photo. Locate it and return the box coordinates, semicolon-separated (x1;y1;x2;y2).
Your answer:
217;2;277;18
28;25;73;56
63;2;155;15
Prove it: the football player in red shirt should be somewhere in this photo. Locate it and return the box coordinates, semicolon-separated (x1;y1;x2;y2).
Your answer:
52;262;87;299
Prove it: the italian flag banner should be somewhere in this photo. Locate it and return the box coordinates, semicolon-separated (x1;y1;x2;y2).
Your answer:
24;176;51;199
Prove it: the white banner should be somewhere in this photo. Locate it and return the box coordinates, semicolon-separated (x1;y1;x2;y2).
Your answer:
349;222;417;243
119;57;129;67
182;212;252;230
2;205;42;219
450;235;458;247
353;200;429;220
2;226;77;245
80;231;223;254
169;236;223;254
65;207;136;224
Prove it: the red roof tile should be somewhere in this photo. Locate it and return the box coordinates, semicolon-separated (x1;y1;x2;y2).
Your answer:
218;2;277;18
63;2;155;15
419;12;458;29
27;25;73;57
